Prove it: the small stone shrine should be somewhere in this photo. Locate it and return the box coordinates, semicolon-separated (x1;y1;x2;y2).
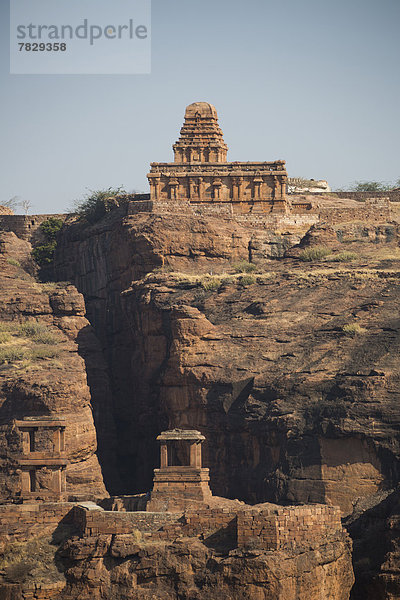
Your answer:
147;429;212;512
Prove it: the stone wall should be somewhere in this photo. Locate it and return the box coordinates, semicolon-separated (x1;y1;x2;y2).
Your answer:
319;201;391;225
75;506;181;536
237;505;342;550
0;502;75;542
329;191;400;202
0;214;67;243
72;503;344;552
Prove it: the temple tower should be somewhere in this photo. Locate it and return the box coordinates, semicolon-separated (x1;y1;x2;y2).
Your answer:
147;102;288;212
173;102;228;164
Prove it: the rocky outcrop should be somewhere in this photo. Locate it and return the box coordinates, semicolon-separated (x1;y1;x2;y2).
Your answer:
0;232;107;501
58;529;353;600
50;208;400;597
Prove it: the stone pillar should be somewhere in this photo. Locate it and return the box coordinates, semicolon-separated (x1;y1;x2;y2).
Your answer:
237;177;244;200
53;429;61;453
189;149;194;163
213;179;222;200
254;180;262;199
21;430;30;454
281;175;288;199
53;469;62;494
272;176;278;200
160;443;168;468
169;179;178;200
196;443;202;468
189;442;197;467
198;177;205;200
232;177;238;201
21;470;30;494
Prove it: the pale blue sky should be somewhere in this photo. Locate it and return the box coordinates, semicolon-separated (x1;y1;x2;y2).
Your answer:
1;0;399;213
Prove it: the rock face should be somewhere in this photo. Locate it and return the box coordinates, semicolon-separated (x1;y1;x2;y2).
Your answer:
58;536;353;600
51;207;400;597
54;213;400;513
0;231;107;501
57;502;354;600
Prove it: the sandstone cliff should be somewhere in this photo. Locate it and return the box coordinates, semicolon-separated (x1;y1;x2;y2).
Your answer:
52;206;400;598
0;231;107;501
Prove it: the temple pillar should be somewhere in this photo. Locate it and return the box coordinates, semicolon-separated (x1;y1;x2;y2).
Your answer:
160;443;168;468
189;442;197;467
272;176;278;200
237;176;244;200
196;443;202;468
198;177;205;200
169;179;178;200
213;179;222;200
53;429;61;453
232;177;239;201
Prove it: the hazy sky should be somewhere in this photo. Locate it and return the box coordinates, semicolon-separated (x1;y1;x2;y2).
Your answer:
1;0;399;214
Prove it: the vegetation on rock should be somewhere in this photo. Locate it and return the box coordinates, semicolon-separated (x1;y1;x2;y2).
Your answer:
299;246;332;261
31;217;64;267
72;187;126;224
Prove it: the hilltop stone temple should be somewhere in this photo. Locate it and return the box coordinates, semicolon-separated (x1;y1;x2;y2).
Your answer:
147;102;288;213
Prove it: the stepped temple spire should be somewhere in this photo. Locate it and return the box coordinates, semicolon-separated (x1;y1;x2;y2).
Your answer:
173;102;228;163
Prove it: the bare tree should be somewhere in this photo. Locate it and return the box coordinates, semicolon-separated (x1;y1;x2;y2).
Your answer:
20;199;33;215
2;196;21;211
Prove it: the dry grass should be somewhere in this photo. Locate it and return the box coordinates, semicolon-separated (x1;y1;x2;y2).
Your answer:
200;276;222;291
238;274;256;286
325;251;358;262
299;246;332;262
232;260;257;273
0;320;62;365
342;323;367;336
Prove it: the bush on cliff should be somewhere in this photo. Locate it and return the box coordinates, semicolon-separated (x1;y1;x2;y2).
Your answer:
73;187;126;224
31;217;63;267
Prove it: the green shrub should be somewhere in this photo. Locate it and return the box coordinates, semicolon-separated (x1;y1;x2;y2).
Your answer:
233;260;257;273
40;217;63;240
200;276;222;291
238;274;256;286
342;323;366;336
73;187;126;224
299;246;332;262
6;258;20;267
31;240;57;267
31;218;63;268
326;251;358;262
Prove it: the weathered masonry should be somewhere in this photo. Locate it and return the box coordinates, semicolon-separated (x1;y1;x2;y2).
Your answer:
12;417;67;500
147;102;288;213
147;429;212;512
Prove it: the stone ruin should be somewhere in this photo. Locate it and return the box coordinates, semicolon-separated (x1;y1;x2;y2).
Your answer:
146;428;212;512
70;428;348;557
147;102;288;213
0;417;68;502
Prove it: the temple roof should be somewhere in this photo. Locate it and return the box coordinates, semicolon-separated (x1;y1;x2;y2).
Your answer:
156;429;205;442
184;102;218;119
